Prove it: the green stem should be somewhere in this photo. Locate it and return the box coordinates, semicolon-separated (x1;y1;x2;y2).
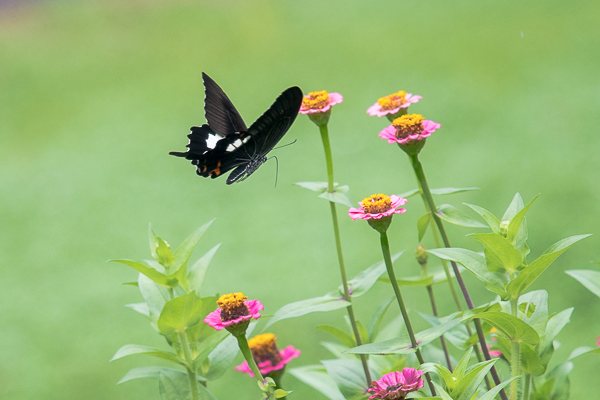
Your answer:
380;232;436;396
319;123;372;385
421;257;453;370
523;374;531;400
178;332;199;400
236;334;266;383
409;153;506;400
510;297;521;400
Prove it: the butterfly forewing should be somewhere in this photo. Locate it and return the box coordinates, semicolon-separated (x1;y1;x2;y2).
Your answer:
247;86;303;153
202;72;247;136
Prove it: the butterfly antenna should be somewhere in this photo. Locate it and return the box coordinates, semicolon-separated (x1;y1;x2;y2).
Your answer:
269;155;279;188
272;139;298;151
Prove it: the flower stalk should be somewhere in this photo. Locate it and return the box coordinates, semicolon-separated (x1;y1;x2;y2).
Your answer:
236;334;267;385
380;232;436;396
417;245;453;370
178;331;200;400
510;297;521;400
318;123;372;384
408;153;507;400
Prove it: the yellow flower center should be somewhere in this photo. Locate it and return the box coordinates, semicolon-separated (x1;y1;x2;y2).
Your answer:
217;292;249;321
248;333;282;364
302;90;330;110
392;113;424;137
360;194;392;214
377;90;407;110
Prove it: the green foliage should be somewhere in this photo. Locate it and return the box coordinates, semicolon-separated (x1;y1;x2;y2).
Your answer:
112;223;222;399
296;181;353;207
565;269;600;297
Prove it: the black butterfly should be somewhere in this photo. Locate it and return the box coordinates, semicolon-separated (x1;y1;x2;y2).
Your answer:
169;73;303;184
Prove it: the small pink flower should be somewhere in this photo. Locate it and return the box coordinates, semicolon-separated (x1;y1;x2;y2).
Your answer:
204;292;263;331
236;333;300;377
379;114;441;145
367;368;424;400
349;194;407;221
299;90;343;114
367;90;422;117
486;343;502;358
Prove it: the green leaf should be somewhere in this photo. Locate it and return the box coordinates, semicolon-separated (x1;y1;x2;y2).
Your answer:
318;325;356;347
455;359;497;400
205;335;239;380
137;274;169;325
172;220;215;273
158;373;190;400
437;204;487;228
267;293;349;327
473;311;539;345
125;302;150;318
290;366;346;400
521;343;545;375
506;194;539;243
470;233;523;274
158;293;211;335
148;226;175;268
477;377;517;400
541;308;573;351
463;202;501;232
111;344;181;364
368;298;394;340
508;234;591;297
322;359;368;399
502;193;525;222
111;259;172;286
427;248;507;296
565;269;600;297
346;252;402;297
417;213;431;241
319;191;353;208
430;186;479;195
187;244;221;294
568;346;600;360
295;181;330;192
349;312;466;355
118;366;192;384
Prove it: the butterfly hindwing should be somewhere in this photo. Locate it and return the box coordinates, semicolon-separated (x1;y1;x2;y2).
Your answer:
202;72;247;136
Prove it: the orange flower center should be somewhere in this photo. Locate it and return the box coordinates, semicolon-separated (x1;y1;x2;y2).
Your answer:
302;90;330;110
377;90;407;110
248;333;282;364
217;292;249;321
361;194;392;214
392;113;424;137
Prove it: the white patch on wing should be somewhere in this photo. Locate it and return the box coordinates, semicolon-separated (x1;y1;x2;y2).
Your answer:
205;133;220;150
225;136;251;152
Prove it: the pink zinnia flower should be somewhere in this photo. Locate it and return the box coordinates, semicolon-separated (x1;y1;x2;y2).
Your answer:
367;90;422;117
204;292;264;331
367;368;424;400
299;90;343;114
349;194;407;221
235;333;300;378
379;113;441;145
487;344;502;358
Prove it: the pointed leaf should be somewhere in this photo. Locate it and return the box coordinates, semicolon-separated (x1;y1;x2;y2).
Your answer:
111;344;181;364
346;252;402;297
118;366;195;384
502;193;525;222
508;234;591;297
473;312;539;345
172;220;215;273
267;293;349;327
290;366;346;400
318;191;353;207
542;308;573;351
437;204;487;228
322;359;368;398
470;233;523;273
506;194;539;243
187;244;221;294
463;203;500;232
295;181;330;192
430;186;479;195
111;259;171;286
565;269;600;297
418;213;431;241
477;377;517;400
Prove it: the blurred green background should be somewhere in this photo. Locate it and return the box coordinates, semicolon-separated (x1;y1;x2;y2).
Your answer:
1;0;599;398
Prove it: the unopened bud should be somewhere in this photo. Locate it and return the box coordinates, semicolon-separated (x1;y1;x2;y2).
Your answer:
416;244;428;266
